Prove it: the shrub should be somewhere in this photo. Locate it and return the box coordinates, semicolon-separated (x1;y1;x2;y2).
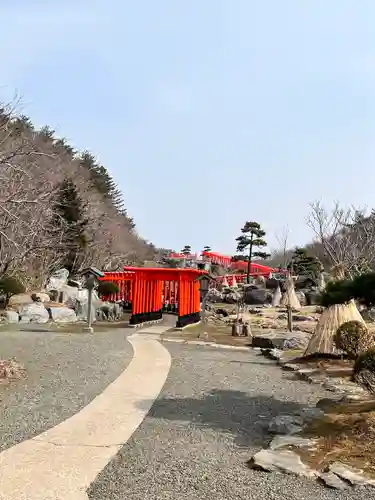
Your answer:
350;272;375;309
0;276;25;298
353;347;375;395
97;281;119;297
320;279;354;307
334;320;374;359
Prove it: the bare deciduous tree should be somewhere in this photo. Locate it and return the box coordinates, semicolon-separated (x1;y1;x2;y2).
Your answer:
275;225;290;269
306;201;375;278
0;99;157;289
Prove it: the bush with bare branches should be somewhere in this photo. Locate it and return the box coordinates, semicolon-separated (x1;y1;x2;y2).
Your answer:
307;201;375;278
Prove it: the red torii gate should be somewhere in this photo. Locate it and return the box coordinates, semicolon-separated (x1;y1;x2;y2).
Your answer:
99;267;206;327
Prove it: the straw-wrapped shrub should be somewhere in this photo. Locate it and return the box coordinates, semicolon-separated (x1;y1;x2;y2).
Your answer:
304;299;365;357
334;320;374;359
353;347;375;395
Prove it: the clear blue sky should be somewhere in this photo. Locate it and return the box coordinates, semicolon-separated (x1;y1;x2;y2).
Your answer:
1;1;374;255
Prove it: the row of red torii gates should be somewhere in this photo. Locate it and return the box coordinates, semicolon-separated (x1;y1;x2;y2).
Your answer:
99;267;207;327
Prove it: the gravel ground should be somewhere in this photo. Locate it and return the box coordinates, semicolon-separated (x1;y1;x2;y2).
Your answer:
0;328;133;451
89;343;374;500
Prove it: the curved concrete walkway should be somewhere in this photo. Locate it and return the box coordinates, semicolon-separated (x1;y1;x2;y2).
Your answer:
0;333;171;500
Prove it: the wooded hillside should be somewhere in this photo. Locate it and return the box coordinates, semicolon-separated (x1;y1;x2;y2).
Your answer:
0;102;157;289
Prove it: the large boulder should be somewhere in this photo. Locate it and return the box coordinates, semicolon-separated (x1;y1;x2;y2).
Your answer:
305;291;321;306
30;291;51;303
205;288;224;303
244;288;272;305
48;306;77;323
8;293;33;310
0;310;19;323
46;268;69;292
251;331;310;350
50;284;79;306
74;289;102;323
223;289;242;304
19;303;49;323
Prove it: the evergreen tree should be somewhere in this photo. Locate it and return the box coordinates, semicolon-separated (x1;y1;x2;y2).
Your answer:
39;126;55;141
54;137;75;156
11;115;34;135
78;151;125;211
288;247;322;280
53;178;89;274
236;221;270;283
181;245;191;256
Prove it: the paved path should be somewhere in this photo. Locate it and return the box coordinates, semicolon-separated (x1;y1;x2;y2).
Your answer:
0;328;134;452
0;333;170;500
89;342;372;500
0;328;373;499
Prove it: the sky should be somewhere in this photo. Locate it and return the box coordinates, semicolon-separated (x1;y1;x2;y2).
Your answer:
1;0;374;256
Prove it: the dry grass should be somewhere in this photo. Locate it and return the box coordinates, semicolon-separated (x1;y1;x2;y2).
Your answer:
298;411;375;476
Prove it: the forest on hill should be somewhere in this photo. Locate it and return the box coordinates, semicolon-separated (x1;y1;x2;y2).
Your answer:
0;102;157;289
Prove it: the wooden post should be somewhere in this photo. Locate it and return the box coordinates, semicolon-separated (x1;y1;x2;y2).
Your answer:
286;272;293;333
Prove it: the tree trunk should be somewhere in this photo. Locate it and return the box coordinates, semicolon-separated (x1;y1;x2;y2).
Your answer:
246;237;253;284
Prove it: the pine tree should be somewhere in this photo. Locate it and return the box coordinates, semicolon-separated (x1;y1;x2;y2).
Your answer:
39;126;55;141
54;137;75;156
11;115;34;136
288;247;323;281
236;221;270;283
78;151;125;211
181;245;191;256
53;178;89;275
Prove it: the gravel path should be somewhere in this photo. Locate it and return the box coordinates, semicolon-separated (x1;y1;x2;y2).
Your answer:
89;343;373;500
0;328;133;451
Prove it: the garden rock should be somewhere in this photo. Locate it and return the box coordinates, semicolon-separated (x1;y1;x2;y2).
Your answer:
19;303;49;323
293;315;315;322
223;291;241;304
205;289;224;303
46;268;69;292
30;291;51;303
318;472;350;490
48;306;77;323
328;462;375;487
305;291;321;305
75;289;101;323
268;415;304;435
269;435;317;450
248;449;316;477
244;288;272;305
0;310;19;323
293;407;325;422
8;293;34;310
252;331;310;350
